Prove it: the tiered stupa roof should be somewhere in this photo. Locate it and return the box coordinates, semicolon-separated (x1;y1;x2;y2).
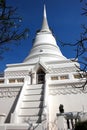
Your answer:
24;5;66;63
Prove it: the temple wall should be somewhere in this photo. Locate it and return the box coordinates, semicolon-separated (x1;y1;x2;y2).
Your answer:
48;91;87;125
0;87;21;123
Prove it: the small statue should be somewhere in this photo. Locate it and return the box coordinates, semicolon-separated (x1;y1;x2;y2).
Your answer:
59;104;64;113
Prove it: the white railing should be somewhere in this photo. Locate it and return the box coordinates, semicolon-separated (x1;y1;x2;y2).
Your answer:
56;112;87;130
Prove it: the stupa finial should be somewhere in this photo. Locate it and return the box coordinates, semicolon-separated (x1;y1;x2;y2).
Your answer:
44;4;46;18
41;4;50;32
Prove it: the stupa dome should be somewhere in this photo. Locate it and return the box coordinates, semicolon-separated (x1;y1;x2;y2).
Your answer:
24;5;66;63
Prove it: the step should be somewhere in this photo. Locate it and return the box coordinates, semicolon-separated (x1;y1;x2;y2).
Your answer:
21;101;43;108
18;115;41;123
23;95;44;101
24;89;43;95
19;108;42;116
26;84;43;89
26;84;44;89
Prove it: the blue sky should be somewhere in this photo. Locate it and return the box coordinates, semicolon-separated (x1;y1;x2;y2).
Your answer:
0;0;86;72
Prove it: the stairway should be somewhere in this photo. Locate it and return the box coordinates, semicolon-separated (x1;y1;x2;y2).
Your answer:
17;84;45;124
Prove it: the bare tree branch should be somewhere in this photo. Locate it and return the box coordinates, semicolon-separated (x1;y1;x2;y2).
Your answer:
0;0;29;56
